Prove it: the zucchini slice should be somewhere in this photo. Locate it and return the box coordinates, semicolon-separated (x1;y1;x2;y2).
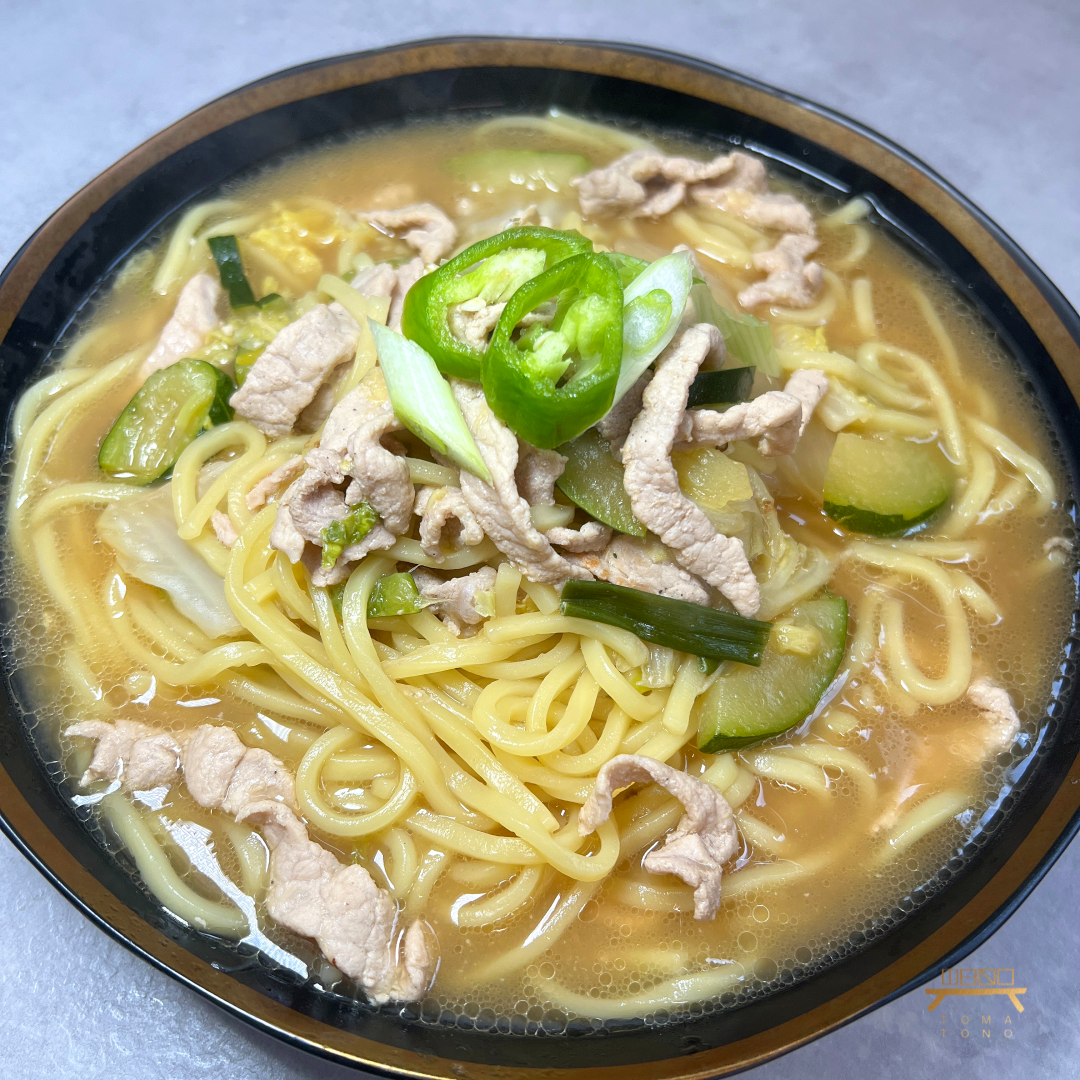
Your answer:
823;432;952;537
695;596;848;752
99;359;234;484
556;427;646;537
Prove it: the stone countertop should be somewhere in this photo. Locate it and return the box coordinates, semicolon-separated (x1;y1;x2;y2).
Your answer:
2;1;1078;1076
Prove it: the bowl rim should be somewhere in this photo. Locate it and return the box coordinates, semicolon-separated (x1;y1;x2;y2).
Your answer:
2;34;1080;1080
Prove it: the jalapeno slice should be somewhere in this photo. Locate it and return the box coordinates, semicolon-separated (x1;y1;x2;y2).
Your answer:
481;252;623;450
400;226;592;380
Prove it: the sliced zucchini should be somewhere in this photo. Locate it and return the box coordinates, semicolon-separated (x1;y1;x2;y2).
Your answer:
446;150;591;194
367;572;429;618
823;432;953;537
99;359;234;484
695;595;847;752
556;427;645;537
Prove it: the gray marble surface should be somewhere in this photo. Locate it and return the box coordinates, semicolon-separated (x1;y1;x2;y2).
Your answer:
2;1;1079;1077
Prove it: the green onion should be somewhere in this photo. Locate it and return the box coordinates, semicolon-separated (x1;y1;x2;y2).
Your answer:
560;580;772;666
208;235;279;310
369;319;492;484
367;572;430;617
613;250;694;404
691;282;780;377
687;366;756;409
320;502;378;569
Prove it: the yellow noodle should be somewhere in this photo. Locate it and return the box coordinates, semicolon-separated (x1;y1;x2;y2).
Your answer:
857;342;967;468
848;543;971;705
969;417;1056;514
886;790;969;855
852;277;877;340
102;794;247;935
456;866;547;927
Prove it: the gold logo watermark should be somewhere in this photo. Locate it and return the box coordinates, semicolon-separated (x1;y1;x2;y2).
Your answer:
925;966;1026;1029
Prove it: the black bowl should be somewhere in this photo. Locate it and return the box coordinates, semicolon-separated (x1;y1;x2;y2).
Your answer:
2;37;1080;1079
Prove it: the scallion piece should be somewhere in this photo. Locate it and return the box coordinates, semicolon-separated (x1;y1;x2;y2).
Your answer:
612;250;694;405
560;579;772;666
691;282;780;377
687;366;756;409
208;235;279;310
369;319;492;484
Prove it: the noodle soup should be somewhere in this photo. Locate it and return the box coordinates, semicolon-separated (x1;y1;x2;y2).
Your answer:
6;112;1073;1029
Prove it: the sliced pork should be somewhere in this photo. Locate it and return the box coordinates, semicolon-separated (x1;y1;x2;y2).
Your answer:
414;486;485;560
620;324;761;616
738;234;823;310
231;304;360;437
579;754;739;920
68;721;434;1002
141;274;228;380
67;720;181;791
360;204;457;265
967;676;1021;754
413;565;497;635
565;535;711;605
448;381;591;586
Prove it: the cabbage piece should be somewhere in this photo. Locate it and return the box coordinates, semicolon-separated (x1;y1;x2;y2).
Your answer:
97;484;243;639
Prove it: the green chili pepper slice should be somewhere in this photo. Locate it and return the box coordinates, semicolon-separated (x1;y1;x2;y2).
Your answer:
400;226;592;380
481;252;623;450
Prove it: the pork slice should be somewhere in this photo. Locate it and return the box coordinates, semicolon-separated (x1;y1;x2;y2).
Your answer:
247;455;305;512
675;369;827;457
181;725;248;808
237;800;432;1002
573;150;739;219
413;566;497;635
66;719;181;791
141;274;228;379
270;371;410;574
361;204;457;266
447;299;505;352
210;510;238;549
621;324;760;616
515;444;567;506
230;304;360;437
676;392;802;457
449;381;591;586
579;754;739;920
341;375;413;535
967;676;1021;754
738;234;823;310
564;535;710;605
414;485;485;561
546;521;612;553
781;369;830;437
66;721;435;1001
691;153;815;234
181;724;297;813
350;262;398;299
277;448;350;548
